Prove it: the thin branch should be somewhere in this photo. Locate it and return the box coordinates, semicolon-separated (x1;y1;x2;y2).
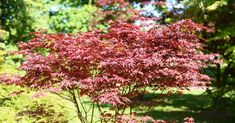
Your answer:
52;92;73;102
91;102;95;123
96;102;103;123
77;93;88;121
69;90;86;123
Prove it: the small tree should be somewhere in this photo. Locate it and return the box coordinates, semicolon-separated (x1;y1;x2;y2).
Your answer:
0;19;215;122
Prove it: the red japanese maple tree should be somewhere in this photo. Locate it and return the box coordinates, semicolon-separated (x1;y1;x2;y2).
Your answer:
0;18;215;122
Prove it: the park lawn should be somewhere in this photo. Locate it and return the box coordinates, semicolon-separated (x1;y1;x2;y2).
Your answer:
140;89;235;123
1;85;235;123
69;88;235;123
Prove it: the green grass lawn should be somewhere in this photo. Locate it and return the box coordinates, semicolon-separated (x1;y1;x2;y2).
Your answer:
74;88;235;123
138;89;235;123
1;86;235;123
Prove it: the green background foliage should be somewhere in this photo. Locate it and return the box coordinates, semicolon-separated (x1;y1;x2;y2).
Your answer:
49;5;97;33
180;0;235;107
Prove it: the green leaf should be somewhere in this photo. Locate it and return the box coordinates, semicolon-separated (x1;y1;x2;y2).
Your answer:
206;0;227;11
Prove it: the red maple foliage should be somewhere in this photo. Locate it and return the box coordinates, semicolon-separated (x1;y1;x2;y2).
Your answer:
91;0;139;30
0;19;215;122
96;0;128;7
2;19;214;103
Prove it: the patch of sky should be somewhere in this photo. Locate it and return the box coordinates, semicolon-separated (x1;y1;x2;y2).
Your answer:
166;0;184;10
49;4;71;13
166;0;184;14
133;0;184;17
49;5;61;13
133;0;162;18
77;6;82;10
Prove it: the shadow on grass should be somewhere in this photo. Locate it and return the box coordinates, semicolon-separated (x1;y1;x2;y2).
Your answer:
161;94;211;111
76;91;235;123
138;93;235;123
0;98;9;107
144;110;235;123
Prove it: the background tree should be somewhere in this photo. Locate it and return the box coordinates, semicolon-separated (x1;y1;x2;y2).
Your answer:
0;0;33;44
49;5;97;33
178;0;235;108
